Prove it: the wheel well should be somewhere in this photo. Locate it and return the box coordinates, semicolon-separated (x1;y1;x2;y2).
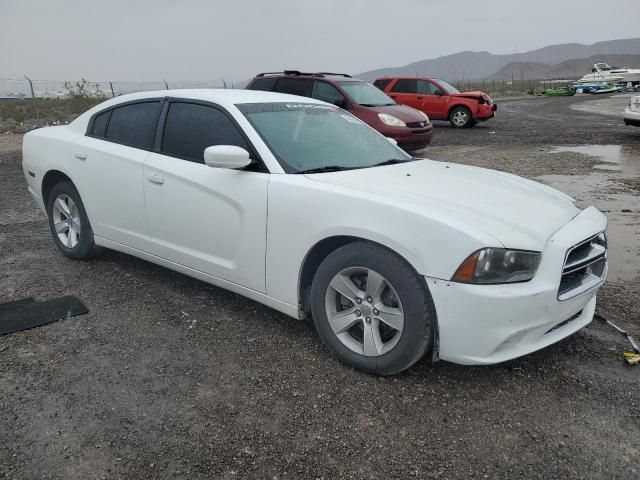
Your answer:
448;104;471;117
41;170;73;209
297;235;440;361
298;236;360;319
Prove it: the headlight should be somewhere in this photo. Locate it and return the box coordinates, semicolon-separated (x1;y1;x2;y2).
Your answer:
451;248;541;284
378;113;406;127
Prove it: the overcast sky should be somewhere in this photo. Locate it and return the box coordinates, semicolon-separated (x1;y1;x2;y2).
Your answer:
1;0;639;82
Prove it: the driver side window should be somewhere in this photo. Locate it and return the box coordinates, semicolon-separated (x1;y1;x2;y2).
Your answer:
417;80;439;95
161;102;250;163
312;81;346;107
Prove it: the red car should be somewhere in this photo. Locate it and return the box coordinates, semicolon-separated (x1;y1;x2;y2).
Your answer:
374;77;497;128
247;71;433;152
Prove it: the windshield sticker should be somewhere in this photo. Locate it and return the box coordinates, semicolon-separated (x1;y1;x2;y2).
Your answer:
285;104;334;111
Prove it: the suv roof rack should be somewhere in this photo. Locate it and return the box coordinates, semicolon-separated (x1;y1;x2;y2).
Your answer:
255;71;352;78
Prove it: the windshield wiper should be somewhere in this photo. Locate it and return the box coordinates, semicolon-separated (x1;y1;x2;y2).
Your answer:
297;165;353;174
371;158;413;167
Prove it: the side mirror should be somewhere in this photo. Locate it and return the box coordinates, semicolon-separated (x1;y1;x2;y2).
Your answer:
434;90;444;96
204;145;251;169
386;137;398;146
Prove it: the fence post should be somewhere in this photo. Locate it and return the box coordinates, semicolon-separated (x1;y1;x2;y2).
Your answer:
23;75;39;125
221;78;227;89
163;80;169;90
109;82;115;97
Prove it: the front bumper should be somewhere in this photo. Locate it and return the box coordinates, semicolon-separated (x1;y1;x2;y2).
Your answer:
623;108;640;126
475;103;496;121
429;206;607;365
377;123;434;152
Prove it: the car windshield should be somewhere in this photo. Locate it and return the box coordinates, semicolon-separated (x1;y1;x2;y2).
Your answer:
337;81;396;107
238;102;412;173
436;79;460;94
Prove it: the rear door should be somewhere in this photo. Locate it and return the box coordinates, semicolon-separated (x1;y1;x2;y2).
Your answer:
273;77;313;99
388;79;419;110
143;100;269;292
73;100;162;251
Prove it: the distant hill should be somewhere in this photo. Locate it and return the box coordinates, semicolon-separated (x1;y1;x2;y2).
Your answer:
488;54;640;80
357;38;640;81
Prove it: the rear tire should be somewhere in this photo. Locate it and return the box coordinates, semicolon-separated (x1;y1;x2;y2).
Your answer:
449;106;473;128
310;242;434;375
46;181;100;260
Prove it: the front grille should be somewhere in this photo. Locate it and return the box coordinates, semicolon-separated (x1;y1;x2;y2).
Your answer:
406;121;431;129
558;233;607;300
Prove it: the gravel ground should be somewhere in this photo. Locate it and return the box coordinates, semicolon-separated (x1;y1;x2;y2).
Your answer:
1;95;639;479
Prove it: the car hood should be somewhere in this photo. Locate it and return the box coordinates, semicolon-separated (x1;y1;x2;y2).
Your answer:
367;103;427;122
451;91;491;100
305;160;579;251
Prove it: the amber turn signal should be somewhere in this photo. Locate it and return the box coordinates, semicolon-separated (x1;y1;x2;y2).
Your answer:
451;250;481;283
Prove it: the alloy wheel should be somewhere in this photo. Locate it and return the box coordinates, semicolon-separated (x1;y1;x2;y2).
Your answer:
52;194;81;249
452;110;468;127
324;267;404;356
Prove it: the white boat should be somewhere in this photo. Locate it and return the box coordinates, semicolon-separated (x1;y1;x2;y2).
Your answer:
575;63;640;84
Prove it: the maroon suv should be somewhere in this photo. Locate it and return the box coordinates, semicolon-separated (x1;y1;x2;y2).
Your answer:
246;71;433;152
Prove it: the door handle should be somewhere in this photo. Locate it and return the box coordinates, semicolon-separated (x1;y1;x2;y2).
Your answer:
75;152;87;160
389;95;397;99
416;96;423;99
147;174;164;185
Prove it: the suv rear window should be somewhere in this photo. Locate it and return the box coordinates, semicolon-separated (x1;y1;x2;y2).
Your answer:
373;79;392;91
105;101;161;150
248;77;278;91
274;78;313;97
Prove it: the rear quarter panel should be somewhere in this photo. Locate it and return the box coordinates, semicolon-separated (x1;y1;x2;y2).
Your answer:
22;126;80;212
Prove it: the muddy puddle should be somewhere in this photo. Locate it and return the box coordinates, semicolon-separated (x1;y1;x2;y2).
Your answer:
538;145;640;283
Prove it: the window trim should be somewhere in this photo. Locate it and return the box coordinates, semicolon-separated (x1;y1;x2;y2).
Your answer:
156;98;268;172
85;99;163;151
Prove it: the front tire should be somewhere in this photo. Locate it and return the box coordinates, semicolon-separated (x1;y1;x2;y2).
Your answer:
449;106;474;128
310;242;434;375
46;181;100;260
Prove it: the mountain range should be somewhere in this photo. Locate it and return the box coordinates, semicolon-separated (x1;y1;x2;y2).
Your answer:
357;38;640;82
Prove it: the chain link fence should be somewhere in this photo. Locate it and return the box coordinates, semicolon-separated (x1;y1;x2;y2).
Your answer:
0;77;231;133
1;76;562;133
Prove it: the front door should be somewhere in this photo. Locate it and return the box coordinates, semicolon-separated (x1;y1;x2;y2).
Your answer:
143;101;269;292
417;80;448;119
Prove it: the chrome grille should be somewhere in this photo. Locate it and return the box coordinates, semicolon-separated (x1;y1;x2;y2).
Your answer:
558;233;607;300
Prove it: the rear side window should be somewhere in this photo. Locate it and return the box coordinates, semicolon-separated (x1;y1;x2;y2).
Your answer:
105;101;161;150
373;79;392;91
248;77;278;91
274;78;313;97
161;102;249;163
311;81;346;106
90;110;111;137
391;79;417;94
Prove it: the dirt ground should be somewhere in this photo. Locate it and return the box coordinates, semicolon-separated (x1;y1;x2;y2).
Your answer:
1;94;639;480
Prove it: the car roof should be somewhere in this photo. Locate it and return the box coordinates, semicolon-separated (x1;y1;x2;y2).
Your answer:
68;89;327;133
254;72;364;83
376;76;442;81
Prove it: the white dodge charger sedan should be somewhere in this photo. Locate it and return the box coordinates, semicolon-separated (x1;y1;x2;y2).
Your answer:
22;89;608;374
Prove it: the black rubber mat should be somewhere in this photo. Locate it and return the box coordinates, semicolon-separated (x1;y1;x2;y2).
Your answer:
0;296;88;335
